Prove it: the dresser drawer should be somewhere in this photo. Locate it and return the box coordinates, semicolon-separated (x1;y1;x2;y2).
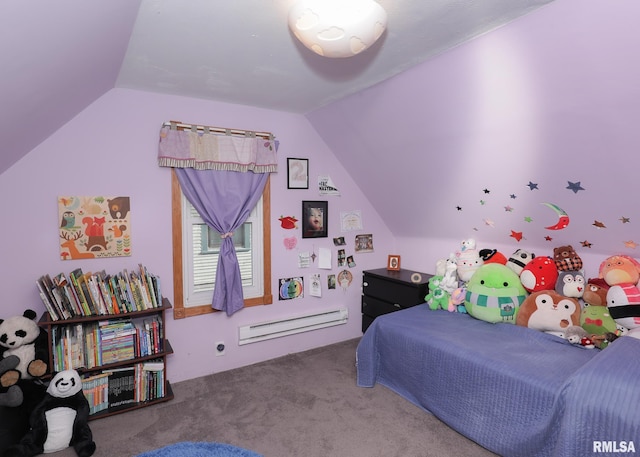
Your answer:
362;295;403;318
362;271;430;307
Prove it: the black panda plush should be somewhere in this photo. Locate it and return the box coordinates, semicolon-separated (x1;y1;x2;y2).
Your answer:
5;369;96;457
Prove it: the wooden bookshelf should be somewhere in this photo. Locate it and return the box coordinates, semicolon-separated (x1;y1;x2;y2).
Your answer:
38;297;174;420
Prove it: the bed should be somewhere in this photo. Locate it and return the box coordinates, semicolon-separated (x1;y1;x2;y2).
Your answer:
356;304;640;457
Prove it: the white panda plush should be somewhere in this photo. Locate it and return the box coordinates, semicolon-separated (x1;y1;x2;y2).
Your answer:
0;309;49;383
5;370;95;457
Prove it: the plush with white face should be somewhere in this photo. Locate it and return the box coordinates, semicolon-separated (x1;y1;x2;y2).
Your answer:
555;271;585;298
606;284;640;331
516;290;581;337
47;370;82;398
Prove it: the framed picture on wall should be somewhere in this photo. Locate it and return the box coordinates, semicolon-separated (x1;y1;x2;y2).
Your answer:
387;255;401;271
287;158;309;189
302;200;328;238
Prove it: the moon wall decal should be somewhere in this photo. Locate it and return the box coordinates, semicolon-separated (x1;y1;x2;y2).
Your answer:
541;202;570;230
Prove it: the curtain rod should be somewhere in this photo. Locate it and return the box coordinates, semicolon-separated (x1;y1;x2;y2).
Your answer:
163;121;274;140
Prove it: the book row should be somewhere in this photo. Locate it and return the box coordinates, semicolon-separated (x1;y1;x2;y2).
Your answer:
52;316;164;372
37;264;162;321
82;360;166;416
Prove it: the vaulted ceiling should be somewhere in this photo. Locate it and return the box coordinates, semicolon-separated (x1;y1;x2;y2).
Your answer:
1;0;554;175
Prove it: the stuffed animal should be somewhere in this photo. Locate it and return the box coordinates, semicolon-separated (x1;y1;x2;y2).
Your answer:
5;370;95;457
463;264;527;323
455;243;483;283
606;283;640;339
581;303;618;336
479;249;508;265
505;249;535;276
582;278;610;307
564;325;595;349
520;256;559;293
440;254;459;293
425;276;450;311
598;255;640;286
553;245;583;272
516;290;581;337
0;310;49;384
554;270;585;299
448;287;467;313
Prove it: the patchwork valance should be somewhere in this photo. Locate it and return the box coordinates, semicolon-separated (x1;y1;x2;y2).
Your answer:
158;121;278;173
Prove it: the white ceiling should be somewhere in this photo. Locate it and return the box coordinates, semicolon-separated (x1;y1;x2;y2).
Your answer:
1;0;553;175
117;0;554;113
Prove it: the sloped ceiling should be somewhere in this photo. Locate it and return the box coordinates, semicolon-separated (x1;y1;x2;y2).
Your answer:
1;0;554;176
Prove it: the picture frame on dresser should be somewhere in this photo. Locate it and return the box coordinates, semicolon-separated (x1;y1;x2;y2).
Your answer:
387;255;401;271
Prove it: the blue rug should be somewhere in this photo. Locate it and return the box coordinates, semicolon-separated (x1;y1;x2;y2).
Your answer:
136;442;263;457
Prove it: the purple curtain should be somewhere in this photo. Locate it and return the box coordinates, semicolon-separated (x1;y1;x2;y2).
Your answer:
175;168;269;316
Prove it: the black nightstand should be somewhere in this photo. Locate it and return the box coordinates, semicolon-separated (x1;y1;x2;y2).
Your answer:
361;268;432;333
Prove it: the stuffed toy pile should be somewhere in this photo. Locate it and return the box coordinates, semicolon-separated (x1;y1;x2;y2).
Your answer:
428;239;639;348
0;310;95;457
0;310;50;454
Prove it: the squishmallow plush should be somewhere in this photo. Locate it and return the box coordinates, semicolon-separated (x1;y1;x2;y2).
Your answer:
516;290;581;338
553;245;583;272
455;249;483;283
599;255;640;287
479;249;508;265
555;270;585;299
581;303;618;336
464;264;528;323
520;256;559;293
506;249;535;276
606;283;640;337
582;278;610;307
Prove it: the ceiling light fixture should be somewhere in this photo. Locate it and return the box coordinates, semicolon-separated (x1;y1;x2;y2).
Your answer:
288;0;387;58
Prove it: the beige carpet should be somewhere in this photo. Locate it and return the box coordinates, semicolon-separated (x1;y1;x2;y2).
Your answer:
51;338;497;457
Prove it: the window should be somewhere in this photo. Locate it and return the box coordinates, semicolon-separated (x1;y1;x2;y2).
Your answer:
171;170;272;319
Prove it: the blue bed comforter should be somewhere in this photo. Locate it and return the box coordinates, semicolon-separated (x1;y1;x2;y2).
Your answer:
356;305;640;457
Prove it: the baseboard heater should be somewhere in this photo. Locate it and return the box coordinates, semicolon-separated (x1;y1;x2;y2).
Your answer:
238;307;348;345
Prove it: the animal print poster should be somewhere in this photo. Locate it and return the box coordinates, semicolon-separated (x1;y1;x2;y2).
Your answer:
58;196;131;260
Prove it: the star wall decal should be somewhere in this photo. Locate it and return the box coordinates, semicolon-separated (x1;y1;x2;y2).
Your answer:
624;240;638;249
620;216;630;223
545;236;553;241
456;206;462;211
480;200;486;205
581;240;593;248
483;188;490;194
593;220;606;228
567;181;585;194
504;205;514;212
527;181;538;190
524;216;533;223
510;230;523;242
510;194;517;199
484;219;495;227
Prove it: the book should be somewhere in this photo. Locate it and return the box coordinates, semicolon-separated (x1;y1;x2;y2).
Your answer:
106;367;136;408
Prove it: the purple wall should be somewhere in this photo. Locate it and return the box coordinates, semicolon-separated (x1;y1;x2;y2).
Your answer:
0;89;394;382
308;0;640;279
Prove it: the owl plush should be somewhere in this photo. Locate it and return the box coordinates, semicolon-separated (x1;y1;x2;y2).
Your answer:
555;270;585;299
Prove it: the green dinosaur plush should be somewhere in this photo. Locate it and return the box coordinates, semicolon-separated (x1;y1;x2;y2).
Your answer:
425;276;450;310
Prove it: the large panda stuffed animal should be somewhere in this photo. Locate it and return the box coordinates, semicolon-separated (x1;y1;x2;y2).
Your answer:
5;370;95;457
